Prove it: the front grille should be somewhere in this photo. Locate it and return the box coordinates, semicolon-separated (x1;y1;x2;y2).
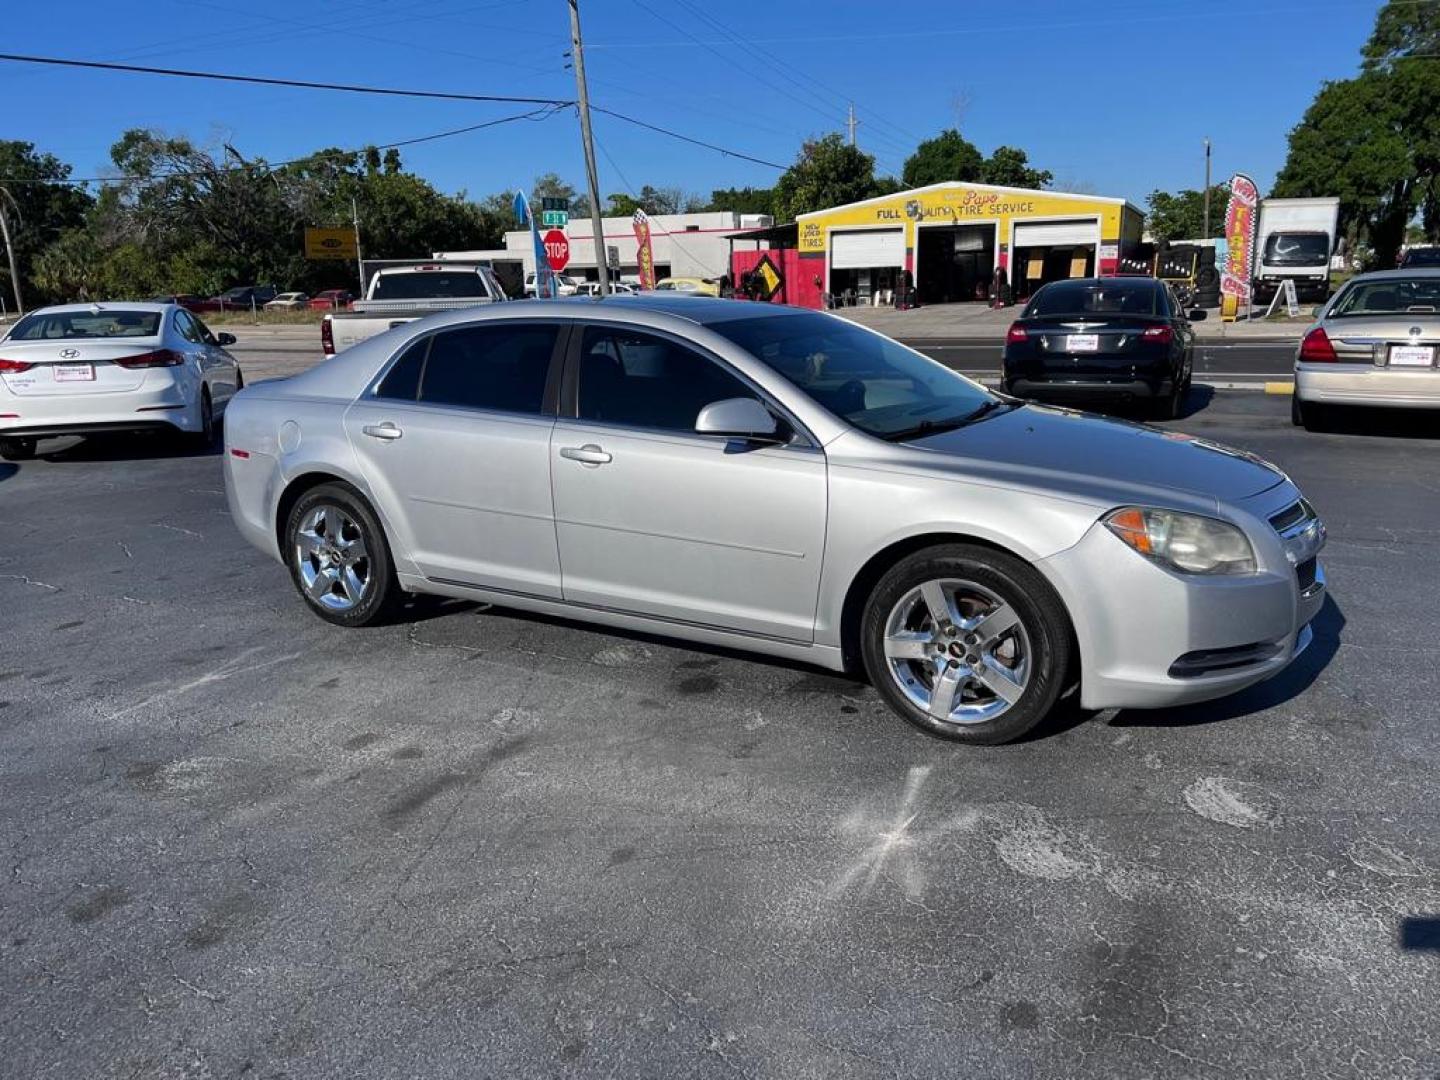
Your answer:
1269;499;1314;534
1296;556;1317;591
1169;641;1284;678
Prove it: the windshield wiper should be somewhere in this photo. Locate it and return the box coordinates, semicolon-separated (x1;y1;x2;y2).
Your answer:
880;400;1009;442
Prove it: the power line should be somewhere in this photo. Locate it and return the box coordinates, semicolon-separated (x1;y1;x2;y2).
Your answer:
590;106;787;169
0;53;573;106
0;107;568;187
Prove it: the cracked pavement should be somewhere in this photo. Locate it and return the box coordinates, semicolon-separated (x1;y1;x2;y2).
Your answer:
1;394;1438;1078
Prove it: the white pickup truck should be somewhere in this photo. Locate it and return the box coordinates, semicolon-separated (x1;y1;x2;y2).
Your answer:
321;262;509;355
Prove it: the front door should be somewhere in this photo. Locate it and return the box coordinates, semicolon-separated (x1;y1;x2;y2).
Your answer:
343;322;565;595
550;324;828;642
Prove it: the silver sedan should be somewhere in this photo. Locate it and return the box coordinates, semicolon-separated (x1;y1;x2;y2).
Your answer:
1293;267;1440;429
223;296;1326;744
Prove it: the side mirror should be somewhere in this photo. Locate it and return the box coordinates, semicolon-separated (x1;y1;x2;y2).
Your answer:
695;397;783;441
1187;309;1207;321
217;332;237;346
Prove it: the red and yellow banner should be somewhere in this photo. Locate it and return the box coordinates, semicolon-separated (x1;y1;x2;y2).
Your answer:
633;209;656;290
1220;173;1258;304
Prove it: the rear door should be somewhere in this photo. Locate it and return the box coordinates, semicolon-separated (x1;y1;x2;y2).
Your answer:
343;321;567;596
183;312;240;402
549;323;828;642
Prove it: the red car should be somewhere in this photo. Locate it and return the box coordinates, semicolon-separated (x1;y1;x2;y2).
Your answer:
308;289;355;311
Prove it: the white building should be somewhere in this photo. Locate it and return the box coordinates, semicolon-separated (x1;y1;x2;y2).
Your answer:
436;211;772;289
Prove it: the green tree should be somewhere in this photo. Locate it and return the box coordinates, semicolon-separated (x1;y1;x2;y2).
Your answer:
706;186;774;217
0;141;93;306
901;129;984;188
531;172;589;218
1144;185;1231;240
979;146;1052;189
772;133;881;222
1275;0;1440;265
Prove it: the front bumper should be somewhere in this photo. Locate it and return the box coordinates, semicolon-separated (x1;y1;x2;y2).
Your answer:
1296;364;1440;409
1039;515;1326;711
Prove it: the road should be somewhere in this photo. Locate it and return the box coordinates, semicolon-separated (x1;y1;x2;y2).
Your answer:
2;393;1437;1078
908;338;1298;388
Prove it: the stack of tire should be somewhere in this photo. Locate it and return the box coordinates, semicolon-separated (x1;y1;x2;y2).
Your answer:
1194;246;1221;309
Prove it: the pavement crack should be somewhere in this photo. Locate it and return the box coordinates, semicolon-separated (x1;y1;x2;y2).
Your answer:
0;573;61;592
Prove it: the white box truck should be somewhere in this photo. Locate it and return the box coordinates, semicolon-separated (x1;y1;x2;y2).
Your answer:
1252;197;1341;303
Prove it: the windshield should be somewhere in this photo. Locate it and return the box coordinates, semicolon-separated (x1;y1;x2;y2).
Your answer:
1263;232;1330;265
9;310;162;340
1329;276;1440;317
1025;281;1159;317
371;272;486;300
711;312;997;440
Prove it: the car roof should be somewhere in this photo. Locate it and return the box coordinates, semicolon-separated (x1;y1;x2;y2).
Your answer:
1037;277;1160;289
546;294;797;325
1344;268;1440;282
19;302;175;315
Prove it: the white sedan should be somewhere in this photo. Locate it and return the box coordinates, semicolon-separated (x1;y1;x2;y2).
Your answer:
0;302;242;460
264;292;310;311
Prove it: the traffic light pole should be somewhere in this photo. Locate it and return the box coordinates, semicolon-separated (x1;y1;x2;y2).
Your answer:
568;0;610;295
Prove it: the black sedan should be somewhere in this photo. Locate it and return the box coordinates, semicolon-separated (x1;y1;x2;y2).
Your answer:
1001;277;1204;419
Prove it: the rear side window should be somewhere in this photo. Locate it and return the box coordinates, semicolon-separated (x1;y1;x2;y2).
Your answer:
418;324;557;414
374;338;428;401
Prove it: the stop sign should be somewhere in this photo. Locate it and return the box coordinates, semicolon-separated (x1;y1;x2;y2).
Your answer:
543;229;570;272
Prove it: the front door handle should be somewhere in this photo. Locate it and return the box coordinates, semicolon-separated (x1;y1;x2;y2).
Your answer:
362;422;403;441
559;443;611;465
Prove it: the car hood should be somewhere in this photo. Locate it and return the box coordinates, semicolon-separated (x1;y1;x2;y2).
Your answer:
900;403;1286;506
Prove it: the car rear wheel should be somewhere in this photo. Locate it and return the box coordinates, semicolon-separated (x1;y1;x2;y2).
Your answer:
1293;395;1330;431
860;544;1071;745
284;483;400;627
1151;379;1183;421
185;388;215;449
0;436;37;461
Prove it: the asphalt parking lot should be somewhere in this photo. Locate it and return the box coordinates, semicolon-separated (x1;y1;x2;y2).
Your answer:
3;390;1439;1078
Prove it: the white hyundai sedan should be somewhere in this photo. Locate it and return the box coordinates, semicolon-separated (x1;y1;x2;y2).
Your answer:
0;303;242;460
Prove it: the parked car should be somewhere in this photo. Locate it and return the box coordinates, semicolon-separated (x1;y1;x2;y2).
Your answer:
0;302;242;459
212;284;279;309
1001;277;1203;420
523;272;581;297
224;296;1326;745
148;293;205;311
575;282;636;297
308;289;355;310
1292;268;1440;430
1397;246;1440;268
322;263;508;355
655;277;720;297
264;292;310;311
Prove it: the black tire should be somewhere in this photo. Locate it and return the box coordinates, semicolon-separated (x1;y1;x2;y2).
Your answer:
860;543;1072;745
1195;265;1220;289
1198;246;1217;266
1150;379;1183;421
0;436;37;461
284;482;400;627
185;388;215;450
1293;395;1329;432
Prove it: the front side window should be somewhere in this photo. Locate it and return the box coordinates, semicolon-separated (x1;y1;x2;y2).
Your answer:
577;326;755;432
417;323;557;413
710;312;998;441
174;311;201;343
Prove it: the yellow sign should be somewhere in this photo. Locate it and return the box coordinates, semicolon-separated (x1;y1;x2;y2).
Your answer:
754;255;783;299
305;227;357;261
796;183;1131;257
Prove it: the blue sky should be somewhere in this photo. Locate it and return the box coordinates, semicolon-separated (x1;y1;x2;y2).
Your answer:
2;0;1384;209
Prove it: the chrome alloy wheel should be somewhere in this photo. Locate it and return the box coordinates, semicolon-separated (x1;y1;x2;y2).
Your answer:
882;578;1032;726
294;505;371;612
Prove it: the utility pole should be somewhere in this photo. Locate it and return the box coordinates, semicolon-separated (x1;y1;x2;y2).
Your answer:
0;190;22;317
1202;137;1212;237
351;196;364;295
847;103;858;147
567;0;610;295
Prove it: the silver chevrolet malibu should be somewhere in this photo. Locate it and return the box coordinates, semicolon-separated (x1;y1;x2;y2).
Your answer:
224;296;1327;744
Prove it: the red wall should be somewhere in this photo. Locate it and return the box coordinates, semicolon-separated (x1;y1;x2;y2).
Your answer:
731;249;825;309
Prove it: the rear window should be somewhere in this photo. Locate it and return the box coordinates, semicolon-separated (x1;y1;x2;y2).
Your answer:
1329;277;1440;317
8;310;162;340
371;271;487;301
1262;233;1330;264
1025;282;1159;317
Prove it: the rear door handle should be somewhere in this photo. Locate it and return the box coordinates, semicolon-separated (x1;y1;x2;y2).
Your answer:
559;443;611;465
362;422;403;441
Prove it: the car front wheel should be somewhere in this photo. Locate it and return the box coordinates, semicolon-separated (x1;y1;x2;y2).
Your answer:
861;544;1072;745
284;483;400;627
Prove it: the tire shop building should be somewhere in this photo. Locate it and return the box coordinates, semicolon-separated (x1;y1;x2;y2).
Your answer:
793;182;1145;307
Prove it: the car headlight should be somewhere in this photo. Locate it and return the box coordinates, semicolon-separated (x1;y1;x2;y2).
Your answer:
1104;507;1256;575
